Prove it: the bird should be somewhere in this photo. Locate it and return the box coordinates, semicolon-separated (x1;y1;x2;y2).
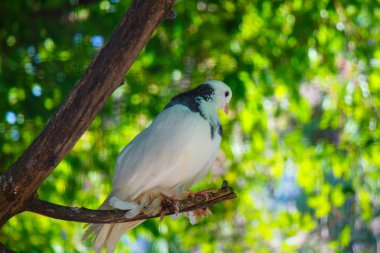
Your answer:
83;80;232;253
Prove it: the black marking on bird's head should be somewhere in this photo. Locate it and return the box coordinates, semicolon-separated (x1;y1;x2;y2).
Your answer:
164;83;215;119
168;83;215;103
165;81;228;139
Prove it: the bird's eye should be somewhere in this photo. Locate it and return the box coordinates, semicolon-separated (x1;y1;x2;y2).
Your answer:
225;91;229;97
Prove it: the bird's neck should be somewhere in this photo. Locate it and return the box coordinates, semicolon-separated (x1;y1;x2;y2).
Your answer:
198;99;220;126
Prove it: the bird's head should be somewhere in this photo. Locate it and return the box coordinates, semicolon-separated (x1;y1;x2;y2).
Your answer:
206;80;232;114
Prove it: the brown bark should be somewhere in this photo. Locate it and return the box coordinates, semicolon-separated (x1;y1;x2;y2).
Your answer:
0;0;175;227
26;182;236;223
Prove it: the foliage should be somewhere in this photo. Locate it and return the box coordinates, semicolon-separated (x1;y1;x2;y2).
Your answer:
0;0;379;252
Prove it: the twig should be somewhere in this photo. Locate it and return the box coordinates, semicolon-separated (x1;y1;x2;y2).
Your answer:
26;181;237;224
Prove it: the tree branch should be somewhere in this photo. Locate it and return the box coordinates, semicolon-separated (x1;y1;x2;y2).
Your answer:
26;182;237;223
0;0;175;227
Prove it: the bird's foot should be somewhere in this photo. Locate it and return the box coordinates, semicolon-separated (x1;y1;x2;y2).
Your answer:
188;189;217;201
140;193;180;221
110;193;182;219
159;195;180;221
185;208;212;225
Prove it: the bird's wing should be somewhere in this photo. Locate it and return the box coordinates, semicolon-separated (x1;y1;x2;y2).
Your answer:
111;104;220;200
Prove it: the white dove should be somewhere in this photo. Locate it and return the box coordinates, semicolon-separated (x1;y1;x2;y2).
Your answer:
84;80;232;252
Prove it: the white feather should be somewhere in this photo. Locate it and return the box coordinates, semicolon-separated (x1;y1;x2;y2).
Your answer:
112;104;221;200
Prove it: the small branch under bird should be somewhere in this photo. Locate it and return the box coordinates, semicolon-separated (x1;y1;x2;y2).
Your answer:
83;80;232;253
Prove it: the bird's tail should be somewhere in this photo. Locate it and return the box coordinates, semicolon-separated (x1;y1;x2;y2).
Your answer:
83;198;144;253
84;221;143;253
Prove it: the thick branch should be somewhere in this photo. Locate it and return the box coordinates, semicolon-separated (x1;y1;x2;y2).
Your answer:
26;183;237;224
0;0;175;226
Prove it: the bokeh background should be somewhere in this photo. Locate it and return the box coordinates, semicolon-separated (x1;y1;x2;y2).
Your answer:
1;0;379;252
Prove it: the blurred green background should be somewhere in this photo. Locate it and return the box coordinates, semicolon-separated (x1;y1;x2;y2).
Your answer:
1;0;379;252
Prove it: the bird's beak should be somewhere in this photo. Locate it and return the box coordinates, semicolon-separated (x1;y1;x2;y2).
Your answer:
224;104;229;114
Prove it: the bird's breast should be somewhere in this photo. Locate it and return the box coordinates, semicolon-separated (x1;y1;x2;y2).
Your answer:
165;114;221;190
